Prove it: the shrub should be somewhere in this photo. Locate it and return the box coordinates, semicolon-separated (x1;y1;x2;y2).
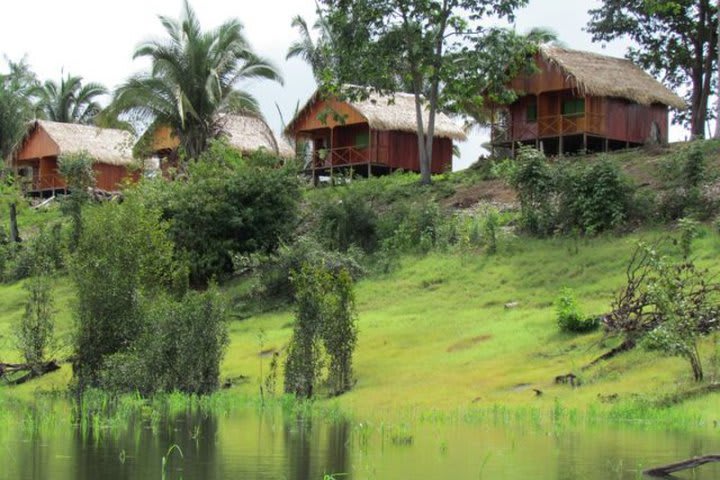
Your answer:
284;264;358;398
70;198;185;390
382;197;445;253
147;143;301;286
16;273;55;369
314;188;379;253
255;236;365;301
509;147;557;236
58;152;95;251
556;287;599;333
100;289;228;395
556;157;633;234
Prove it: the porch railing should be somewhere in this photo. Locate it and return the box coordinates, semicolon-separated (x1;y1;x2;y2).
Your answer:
18;174;66;193
312;146;369;169
492;114;606;144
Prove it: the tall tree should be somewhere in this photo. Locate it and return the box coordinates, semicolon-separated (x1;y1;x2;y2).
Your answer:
109;1;283;160
0;57;37;159
715;0;720;138
318;0;530;185
587;0;718;138
286;13;335;82
34;73;107;124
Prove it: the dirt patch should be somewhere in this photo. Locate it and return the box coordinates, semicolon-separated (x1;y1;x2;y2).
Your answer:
447;334;492;353
442;179;517;210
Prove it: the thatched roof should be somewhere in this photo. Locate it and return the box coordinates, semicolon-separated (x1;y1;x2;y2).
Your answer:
19;120;135;166
218;114;294;158
287;86;467;141
539;46;686;109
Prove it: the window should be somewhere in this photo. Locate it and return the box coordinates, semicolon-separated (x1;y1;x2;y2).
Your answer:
355;132;369;149
562;98;585;116
526;103;538;123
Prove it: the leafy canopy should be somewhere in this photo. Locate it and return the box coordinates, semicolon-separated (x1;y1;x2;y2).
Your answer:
110;0;283;159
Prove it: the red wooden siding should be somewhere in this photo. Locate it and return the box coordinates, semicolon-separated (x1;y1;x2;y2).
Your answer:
374;131;451;173
498;52;671;150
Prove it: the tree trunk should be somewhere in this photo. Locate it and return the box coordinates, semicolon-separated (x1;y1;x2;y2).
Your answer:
715;0;720;138
9;202;20;243
690;349;704;382
413;84;432;186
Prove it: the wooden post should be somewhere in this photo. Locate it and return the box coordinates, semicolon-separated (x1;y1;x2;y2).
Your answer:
367;127;372;178
583;133;587;154
604;138;609;152
536;94;541;150
490;105;496;158
329;128;334;184
558;95;564;157
9;203;20;243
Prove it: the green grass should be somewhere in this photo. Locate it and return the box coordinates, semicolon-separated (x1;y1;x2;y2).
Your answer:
3;140;720;422
6;225;719;422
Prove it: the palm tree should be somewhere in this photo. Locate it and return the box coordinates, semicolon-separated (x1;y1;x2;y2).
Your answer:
286;13;335;82
0;57;37;159
523;27;564;47
109;1;283;160
34;73;107;124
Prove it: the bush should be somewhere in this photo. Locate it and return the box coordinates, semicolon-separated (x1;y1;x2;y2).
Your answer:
58;152;95;251
556;157;633;234
509;147;557;236
255;236;365;301
1;223;65;282
100;289;228;395
145;142;301;286
284;264;358;398
70;198;185;389
16;273;55;368
314;188;379;252
381;197;445;253
556;288;599;333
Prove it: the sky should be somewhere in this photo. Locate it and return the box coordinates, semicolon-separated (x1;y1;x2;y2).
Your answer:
0;0;695;170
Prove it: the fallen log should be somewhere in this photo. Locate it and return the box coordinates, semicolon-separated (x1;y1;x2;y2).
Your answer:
584;339;636;369
0;360;61;385
644;455;720;477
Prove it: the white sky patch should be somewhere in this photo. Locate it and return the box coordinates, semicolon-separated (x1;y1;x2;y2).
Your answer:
0;0;699;171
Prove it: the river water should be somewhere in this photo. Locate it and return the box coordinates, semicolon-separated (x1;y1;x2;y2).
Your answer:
2;402;720;479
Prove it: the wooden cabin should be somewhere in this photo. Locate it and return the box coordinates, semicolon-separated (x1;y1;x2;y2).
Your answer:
143;114;294;171
491;46;686;156
11;120;137;195
286;87;466;180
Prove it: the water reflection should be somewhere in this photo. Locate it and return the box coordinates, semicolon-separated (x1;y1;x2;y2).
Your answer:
3;402;720;480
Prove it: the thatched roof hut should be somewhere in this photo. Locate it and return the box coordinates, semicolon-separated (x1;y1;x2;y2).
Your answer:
286;86;467;141
143;113;294;159
218;114;295;158
12;120;138;194
539;46;686;109
16;120;135;166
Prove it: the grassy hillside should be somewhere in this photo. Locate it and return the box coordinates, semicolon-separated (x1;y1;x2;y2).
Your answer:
3;225;720;421
3;141;720;422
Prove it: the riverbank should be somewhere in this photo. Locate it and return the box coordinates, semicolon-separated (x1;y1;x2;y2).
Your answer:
3;225;720;425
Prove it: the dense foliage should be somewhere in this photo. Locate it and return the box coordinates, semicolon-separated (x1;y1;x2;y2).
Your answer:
109;1;282;159
70;198;185;390
99;289;228;395
284;264;357;398
587;0;716;136
508;147;634;235
317;0;533;184
143;144;301;286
